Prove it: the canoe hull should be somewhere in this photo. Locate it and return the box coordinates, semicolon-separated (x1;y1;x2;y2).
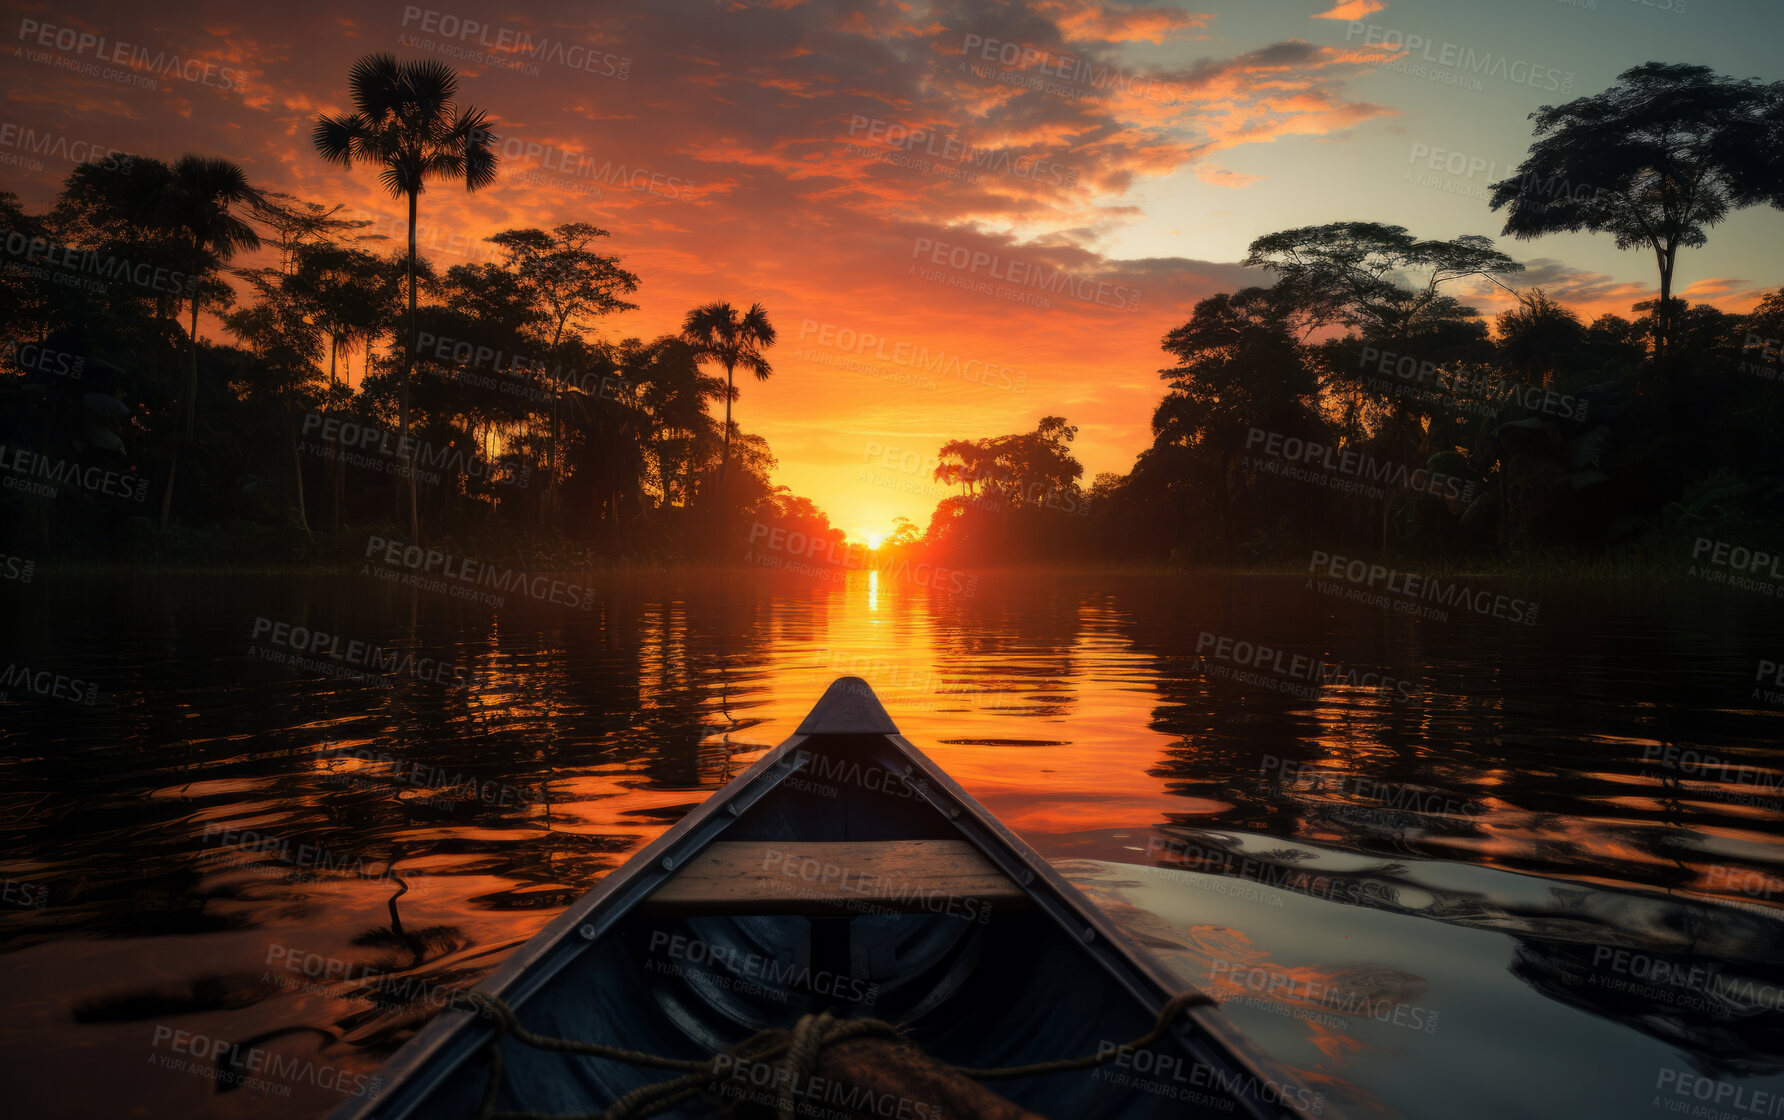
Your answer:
339;681;1333;1120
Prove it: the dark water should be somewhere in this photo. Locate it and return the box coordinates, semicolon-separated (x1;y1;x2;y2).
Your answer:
1;569;1782;1119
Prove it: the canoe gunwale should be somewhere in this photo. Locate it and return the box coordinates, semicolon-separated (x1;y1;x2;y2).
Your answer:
334;678;1342;1120
877;730;1334;1120
332;730;820;1120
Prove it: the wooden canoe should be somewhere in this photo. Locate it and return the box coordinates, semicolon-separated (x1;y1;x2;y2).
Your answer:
336;677;1333;1120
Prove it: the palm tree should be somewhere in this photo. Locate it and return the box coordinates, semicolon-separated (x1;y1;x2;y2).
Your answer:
680;302;775;500
312;53;498;539
150;155;262;530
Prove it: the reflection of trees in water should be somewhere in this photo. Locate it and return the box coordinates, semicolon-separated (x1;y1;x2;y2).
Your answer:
1508;898;1784;1081
1112;572;1784;910
629;586;785;789
1153;829;1784;1081
71;863;477;1089
922;578;1084;719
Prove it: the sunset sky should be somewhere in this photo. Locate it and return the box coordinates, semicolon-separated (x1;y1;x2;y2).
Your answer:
6;0;1780;542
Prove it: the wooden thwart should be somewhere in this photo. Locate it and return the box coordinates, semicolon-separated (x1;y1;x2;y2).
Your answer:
645;840;1031;915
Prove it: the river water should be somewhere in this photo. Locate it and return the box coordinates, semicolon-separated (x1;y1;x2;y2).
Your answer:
1;568;1781;1119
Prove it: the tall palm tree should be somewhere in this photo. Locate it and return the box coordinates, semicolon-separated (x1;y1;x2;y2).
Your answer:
680;301;775;500
150;155;262;530
312;53;498;539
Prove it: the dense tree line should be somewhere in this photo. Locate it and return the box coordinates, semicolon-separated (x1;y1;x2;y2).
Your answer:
0;54;840;564
890;63;1784;570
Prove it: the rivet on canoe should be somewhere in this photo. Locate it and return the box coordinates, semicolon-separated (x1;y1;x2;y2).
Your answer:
661;856;676;870
947;805;960;818
579;923;598;941
1081;927;1096;943
726;801;742;816
1019;869;1035;885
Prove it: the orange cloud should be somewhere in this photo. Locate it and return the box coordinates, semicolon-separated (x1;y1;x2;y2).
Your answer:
1311;0;1388;19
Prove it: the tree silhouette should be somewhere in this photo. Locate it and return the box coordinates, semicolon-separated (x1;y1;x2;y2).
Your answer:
1489;62;1784;368
680;301;776;502
117;156;263;530
1154;287;1323;561
487;224;640;502
1243;221;1523;341
313;53;499;540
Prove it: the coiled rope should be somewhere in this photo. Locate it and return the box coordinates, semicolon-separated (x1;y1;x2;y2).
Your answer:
467;989;1214;1120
